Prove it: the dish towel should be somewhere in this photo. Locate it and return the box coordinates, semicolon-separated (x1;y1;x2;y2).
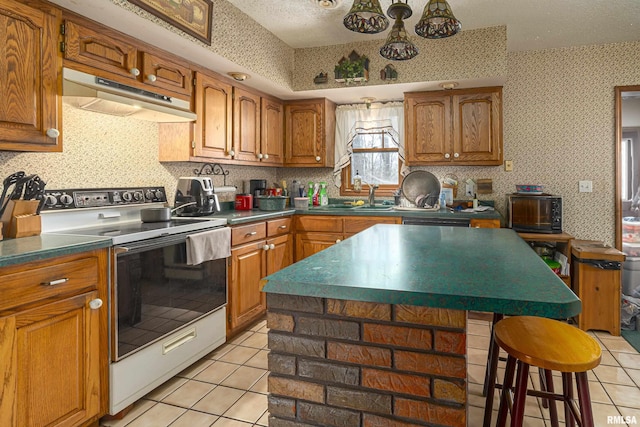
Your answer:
186;227;231;266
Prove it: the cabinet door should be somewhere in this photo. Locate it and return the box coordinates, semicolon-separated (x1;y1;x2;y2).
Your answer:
405;94;451;164
194;72;233;160
284;102;322;166
452;90;502;165
140;52;192;98
267;234;293;275
64;20;138;80
470;218;501;228
229;242;266;334
261;97;284;165
0;0;61;151
295;232;344;262
344;217;401;234
233;87;261;162
9;291;101;427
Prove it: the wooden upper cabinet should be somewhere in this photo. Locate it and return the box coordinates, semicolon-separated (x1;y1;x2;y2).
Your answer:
452;90;502;164
405;87;503;166
284;99;336;167
193;71;233;160
261;97;284;165
63;20;138;80
140;52;192;97
233;87;261;162
405;94;451;164
63;20;192;99
0;0;61;152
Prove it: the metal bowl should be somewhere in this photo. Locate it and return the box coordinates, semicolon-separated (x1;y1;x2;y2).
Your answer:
401;171;440;206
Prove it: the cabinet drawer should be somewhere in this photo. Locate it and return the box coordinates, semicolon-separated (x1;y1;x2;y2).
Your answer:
0;256;99;313
267;217;292;237
296;215;343;232
232;222;267;246
344;217;400;234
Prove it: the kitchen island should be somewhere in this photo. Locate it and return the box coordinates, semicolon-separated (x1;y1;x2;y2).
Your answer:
261;224;580;427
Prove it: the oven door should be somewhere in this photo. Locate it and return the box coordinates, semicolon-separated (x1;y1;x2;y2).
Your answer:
112;231;227;361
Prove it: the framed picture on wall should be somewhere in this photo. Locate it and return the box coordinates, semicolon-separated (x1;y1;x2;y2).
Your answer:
127;0;213;45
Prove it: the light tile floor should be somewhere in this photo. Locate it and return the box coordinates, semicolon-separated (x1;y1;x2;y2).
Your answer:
101;315;640;427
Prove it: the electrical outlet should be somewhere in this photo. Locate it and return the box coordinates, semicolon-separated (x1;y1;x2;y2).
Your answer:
579;180;593;193
504;160;513;172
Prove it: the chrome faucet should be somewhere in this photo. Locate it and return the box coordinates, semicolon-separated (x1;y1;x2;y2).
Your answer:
368;184;379;206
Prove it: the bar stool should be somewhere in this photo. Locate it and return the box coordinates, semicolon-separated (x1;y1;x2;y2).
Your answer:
493;316;601;427
482;314;554;427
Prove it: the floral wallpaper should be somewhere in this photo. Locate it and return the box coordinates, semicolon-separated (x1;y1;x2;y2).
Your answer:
0;105;275;205
294;26;507;92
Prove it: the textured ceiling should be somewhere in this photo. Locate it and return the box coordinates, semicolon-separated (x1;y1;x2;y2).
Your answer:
227;0;640;52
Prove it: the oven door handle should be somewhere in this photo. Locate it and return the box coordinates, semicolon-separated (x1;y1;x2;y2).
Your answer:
113;232;194;255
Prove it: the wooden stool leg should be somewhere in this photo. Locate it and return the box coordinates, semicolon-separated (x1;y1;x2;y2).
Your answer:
543;369;559;427
482;314;504;427
562;372;576;427
576;371;595;427
483;313;503;396
538;368;548;409
496;355;517;427
510;360;530;427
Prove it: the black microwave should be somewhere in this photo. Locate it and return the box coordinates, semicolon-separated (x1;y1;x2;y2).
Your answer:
507;194;562;233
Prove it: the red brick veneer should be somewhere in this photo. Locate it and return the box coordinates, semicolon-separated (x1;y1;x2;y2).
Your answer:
266;294;467;427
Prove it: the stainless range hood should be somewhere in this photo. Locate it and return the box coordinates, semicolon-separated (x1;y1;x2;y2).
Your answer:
62;68;196;123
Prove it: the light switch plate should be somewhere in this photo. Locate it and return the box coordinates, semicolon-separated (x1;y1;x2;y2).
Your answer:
504;160;513;172
579;180;593;192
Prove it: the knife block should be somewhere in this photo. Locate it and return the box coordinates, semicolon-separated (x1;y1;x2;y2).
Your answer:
0;199;41;238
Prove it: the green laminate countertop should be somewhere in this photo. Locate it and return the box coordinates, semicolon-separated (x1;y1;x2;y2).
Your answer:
211;209;297;225
202;205;500;225
262;224;581;318
0;234;112;268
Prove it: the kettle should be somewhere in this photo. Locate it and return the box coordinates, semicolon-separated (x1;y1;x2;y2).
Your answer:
174;177;221;216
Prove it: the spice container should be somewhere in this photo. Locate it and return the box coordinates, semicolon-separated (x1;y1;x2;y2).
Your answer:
294;197;310;210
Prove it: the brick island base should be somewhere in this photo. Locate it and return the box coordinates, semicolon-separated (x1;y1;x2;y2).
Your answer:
266;294;468;427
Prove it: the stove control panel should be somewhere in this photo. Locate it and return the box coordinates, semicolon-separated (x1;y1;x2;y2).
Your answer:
42;187;168;210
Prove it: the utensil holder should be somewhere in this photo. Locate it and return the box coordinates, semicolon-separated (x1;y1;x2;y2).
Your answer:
0;200;41;238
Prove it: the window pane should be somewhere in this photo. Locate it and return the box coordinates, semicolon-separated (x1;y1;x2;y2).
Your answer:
352;132;384;149
351;152;399;185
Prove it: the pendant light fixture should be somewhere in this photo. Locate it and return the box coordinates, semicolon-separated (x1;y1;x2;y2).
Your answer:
343;0;389;34
415;0;461;39
379;1;418;61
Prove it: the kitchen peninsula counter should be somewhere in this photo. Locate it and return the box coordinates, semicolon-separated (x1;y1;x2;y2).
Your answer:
261;225;580;427
262;224;579;317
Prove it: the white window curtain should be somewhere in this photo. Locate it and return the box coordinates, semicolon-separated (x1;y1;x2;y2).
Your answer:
333;101;408;187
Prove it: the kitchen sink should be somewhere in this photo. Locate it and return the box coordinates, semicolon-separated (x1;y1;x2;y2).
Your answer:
357;205;394;211
308;203;395;211
310;204;357;210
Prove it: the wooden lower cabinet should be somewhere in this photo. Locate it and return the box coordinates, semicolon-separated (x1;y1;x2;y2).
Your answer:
229;240;267;335
228;218;293;336
267;233;294;275
296;232;345;261
294;215;401;261
0;249;108;427
470;218;501;228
